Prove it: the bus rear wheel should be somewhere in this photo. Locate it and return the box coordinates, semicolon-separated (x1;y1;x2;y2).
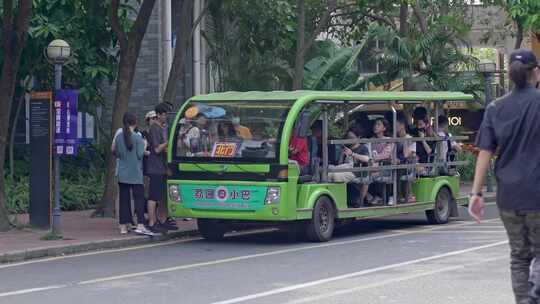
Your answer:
305;196;335;242
197;219;227;241
426;187;451;224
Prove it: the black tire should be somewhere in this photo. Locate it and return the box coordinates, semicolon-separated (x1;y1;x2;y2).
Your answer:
426;187;452;224
197;219;227;241
305;196;335;242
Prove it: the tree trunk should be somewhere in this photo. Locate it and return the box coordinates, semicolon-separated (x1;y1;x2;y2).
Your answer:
9;94;25;179
162;0;194;107
0;0;32;231
292;0;336;90
95;0;156;217
163;0;212;107
96;52;137;217
515;21;524;49
399;1;413;91
293;0;306;90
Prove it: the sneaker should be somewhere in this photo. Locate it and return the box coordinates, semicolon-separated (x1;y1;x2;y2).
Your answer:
147;224;167;234
157;221;179;231
165;217;178;226
119;225;128;235
182;218;192;221
388;196;395;206
134;226;156;236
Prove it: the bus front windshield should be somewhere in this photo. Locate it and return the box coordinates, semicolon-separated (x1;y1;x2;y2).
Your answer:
173;100;291;162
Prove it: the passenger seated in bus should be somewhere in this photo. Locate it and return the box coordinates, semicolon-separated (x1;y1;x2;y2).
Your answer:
341;127;371;207
231;115;253;140
396;114;416;163
288;129;309;174
218;119;240;142
396;114;416;203
176;118;193;157
437;115;462;161
310;120;339;165
183;111;209;156
368;118;395;205
411;117;434;163
371;118;394;163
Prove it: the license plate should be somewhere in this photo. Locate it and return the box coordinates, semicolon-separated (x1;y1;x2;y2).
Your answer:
181;185;267;211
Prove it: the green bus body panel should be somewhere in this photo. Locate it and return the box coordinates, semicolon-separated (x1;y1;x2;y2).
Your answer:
295;176;459;220
296;183;347;220
412;176;459;203
168;180;297;221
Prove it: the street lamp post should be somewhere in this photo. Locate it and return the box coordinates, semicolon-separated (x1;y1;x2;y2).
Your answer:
478;59;496;193
45;39;71;236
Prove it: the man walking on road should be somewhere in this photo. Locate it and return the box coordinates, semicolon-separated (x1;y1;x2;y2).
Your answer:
469;49;540;304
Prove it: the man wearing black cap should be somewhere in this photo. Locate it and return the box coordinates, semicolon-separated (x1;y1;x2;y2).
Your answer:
469;49;540;304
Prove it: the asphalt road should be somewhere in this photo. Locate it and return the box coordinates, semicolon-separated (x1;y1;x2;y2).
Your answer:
0;203;512;304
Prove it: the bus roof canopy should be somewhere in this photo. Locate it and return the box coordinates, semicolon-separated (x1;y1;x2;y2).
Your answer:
190;90;474;103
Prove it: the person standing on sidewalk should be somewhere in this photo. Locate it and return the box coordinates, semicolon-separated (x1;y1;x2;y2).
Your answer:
113;113;154;236
146;103;178;232
469;49;540;304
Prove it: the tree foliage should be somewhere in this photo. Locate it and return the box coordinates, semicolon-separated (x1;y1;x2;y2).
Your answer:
484;0;540;48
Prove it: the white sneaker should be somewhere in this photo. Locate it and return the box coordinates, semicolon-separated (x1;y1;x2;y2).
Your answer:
388;196;395;206
134;227;156;236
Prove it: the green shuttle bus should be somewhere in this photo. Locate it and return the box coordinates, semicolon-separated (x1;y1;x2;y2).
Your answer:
166;91;473;242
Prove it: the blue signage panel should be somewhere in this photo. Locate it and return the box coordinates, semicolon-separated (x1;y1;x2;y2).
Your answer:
53;90;78;156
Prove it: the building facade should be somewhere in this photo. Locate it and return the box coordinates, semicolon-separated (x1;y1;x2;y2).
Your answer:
102;0;207;127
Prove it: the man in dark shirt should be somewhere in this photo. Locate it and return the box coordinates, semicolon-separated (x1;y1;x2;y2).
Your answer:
146;103;177;232
470;49;540;304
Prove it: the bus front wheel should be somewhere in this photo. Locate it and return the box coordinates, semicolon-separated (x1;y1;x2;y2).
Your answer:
426;187;451;224
305;196;335;242
197;219;227;241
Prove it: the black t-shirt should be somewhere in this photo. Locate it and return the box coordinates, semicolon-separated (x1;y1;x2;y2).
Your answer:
411;128;435;163
475;85;540;211
351;144;369;177
146;123;167;175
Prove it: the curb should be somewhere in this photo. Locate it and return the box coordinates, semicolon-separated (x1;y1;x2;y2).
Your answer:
0;229;199;265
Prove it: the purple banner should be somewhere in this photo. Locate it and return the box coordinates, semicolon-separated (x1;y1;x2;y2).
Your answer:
54;90;78;156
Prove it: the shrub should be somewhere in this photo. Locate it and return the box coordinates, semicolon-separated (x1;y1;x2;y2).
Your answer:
458;152;476;182
5;144;106;214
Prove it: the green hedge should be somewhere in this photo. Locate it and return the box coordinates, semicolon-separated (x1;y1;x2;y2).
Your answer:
5;171;104;214
457;152;477;182
5;144;106;214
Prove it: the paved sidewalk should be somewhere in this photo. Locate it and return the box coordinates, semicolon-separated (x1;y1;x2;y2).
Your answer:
0;183;496;264
0;210;198;264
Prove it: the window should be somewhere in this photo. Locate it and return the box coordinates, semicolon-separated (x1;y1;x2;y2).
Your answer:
173;100;292;163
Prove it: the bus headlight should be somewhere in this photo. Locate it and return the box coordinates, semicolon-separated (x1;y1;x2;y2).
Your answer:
265;187;280;205
169;185;181;203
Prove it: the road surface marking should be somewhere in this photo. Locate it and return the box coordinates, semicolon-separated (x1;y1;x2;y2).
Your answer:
210;240;508;304
0;229;274;270
0;218;502;298
0;285;67;298
388;229;505;234
76;219;500;285
284;255;508;304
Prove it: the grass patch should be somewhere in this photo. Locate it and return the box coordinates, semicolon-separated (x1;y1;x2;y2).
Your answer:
40;233;63;241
